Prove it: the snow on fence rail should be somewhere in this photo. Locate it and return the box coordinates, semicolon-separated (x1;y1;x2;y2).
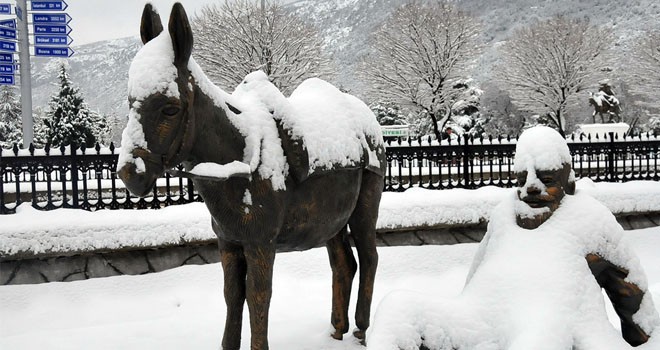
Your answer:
1;132;659;214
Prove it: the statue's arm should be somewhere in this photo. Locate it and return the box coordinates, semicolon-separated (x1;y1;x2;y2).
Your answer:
464;229;492;286
585;253;651;346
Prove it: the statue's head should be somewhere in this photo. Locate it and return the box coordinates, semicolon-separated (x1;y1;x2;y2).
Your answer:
513;126;575;229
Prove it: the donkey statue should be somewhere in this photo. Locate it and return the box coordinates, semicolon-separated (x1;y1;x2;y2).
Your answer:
117;3;385;350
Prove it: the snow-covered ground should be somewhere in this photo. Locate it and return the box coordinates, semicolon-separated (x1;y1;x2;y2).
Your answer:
1;180;660;349
0;227;659;350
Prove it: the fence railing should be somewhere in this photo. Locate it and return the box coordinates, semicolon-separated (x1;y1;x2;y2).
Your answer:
1;133;659;214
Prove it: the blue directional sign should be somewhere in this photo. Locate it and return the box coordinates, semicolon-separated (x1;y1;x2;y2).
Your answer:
0;40;15;52
32;13;71;24
35;34;72;46
34;46;74;57
31;1;67;11
0;26;15;39
0;64;13;74
0;19;15;28
0;75;14;85
0;53;13;63
0;3;11;14
14;5;21;20
34;24;72;35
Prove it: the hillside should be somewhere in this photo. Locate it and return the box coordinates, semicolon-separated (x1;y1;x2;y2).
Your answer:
27;0;660;141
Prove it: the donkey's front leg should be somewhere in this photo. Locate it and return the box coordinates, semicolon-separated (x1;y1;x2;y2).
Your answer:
244;244;276;350
219;240;247;350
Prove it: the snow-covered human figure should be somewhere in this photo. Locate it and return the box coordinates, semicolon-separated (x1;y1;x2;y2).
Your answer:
368;126;659;350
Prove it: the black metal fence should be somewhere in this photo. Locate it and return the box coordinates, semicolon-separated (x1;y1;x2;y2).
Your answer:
1;133;659;214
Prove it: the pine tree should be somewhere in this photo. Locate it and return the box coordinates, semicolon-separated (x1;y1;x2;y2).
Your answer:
45;64;108;147
370;100;408;126
0;85;22;149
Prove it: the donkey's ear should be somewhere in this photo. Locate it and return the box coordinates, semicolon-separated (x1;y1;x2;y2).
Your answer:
169;2;193;67
140;3;163;44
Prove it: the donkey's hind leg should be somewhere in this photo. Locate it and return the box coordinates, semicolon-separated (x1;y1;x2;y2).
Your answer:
348;171;383;344
219;239;247;350
326;225;358;340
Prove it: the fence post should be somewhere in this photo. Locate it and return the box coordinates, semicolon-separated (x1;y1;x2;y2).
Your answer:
187;178;195;202
70;144;80;208
607;132;615;182
462;135;471;188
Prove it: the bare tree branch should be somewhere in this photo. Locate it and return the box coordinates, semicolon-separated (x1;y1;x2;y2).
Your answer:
362;0;481;140
496;16;611;136
191;0;333;94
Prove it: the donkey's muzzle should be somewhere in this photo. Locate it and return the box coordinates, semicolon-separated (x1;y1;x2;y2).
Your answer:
118;161;160;198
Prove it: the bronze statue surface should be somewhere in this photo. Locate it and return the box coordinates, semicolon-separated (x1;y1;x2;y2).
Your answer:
118;3;385;349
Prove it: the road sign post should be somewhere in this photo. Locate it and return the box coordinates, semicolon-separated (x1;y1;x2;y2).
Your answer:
17;0;33;146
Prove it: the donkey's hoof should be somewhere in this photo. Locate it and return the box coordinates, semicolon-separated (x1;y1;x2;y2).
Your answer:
353;329;366;345
331;330;344;340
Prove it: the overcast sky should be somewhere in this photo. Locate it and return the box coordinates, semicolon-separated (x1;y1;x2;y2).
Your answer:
67;0;217;46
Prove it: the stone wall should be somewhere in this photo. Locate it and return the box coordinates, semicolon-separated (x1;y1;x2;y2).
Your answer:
1;213;658;285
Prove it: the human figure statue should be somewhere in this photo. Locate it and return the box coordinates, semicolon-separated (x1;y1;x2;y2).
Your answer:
589;81;622;123
508;126;653;345
368;126;659;350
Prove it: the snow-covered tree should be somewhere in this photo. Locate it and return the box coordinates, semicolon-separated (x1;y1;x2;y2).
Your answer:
446;81;489;138
191;0;333;94
362;0;482;140
32;106;49;147
0;86;22;148
44;64;109;147
369;100;408;126
496;16;611;136
627;31;660;106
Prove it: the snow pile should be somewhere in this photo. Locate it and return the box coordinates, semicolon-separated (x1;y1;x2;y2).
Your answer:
188;161;251;179
377;186;508;229
232;70;384;173
513;125;572;173
0;203;214;257
369;193;660;350
2;181;660;258
285;77;384;172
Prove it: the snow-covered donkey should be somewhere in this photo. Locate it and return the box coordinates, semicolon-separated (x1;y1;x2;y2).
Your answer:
117;3;385;350
368;126;659;350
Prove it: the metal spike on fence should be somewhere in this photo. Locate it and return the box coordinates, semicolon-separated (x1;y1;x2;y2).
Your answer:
12;143;18;155
95;143;101;154
28;143;34;155
45;143;51;155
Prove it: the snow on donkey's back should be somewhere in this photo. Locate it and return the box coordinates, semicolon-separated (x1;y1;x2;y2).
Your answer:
367;126;660;350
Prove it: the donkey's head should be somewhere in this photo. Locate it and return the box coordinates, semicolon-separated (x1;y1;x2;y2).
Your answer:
118;3;196;197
